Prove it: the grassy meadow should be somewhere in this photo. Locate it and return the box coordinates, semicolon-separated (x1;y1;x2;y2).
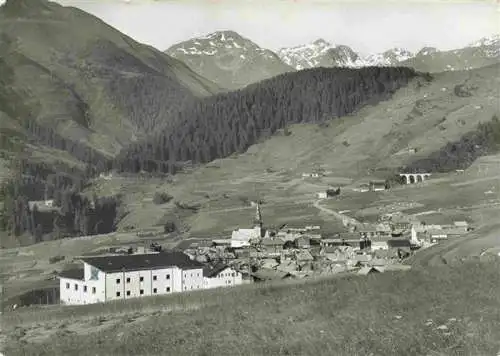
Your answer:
3;260;500;356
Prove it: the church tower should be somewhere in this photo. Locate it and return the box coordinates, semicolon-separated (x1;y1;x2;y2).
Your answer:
253;201;265;237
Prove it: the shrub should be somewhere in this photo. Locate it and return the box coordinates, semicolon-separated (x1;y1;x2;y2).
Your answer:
153;192;172;205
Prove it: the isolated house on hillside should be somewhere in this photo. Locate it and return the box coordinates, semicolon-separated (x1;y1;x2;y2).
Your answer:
369;180;387;192
59;251;205;305
316;191;328;199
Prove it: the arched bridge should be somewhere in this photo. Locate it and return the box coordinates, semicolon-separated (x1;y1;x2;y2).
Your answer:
399;173;431;184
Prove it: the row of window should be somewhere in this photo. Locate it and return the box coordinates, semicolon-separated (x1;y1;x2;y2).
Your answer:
66;283;96;294
115;272;204;284
115;287;171;297
115;274;171;284
219;272;237;278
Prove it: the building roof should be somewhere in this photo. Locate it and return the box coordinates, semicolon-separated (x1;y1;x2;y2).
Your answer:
203;264;230;278
252;268;291;281
426;229;448;236
58;269;84;280
387;239;412;248
81;251;204;273
261;238;285;246
358;266;385;275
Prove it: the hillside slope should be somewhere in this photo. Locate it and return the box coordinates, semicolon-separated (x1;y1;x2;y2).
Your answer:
0;0;221;179
165;31;295;90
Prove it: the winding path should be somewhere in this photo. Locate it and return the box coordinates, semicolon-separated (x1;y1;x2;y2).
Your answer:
312;199;362;228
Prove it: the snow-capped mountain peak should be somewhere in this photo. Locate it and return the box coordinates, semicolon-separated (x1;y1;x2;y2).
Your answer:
362;47;414;66
278;40;417;69
165;30;294;90
467;34;500;48
277;39;359;69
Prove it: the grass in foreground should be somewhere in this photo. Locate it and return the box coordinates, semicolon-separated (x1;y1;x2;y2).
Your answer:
4;261;500;356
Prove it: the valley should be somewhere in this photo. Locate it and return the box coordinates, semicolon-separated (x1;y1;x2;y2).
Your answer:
0;1;499;355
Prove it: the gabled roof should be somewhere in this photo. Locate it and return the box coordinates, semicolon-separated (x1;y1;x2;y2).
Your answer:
58;269;84;280
358;266;384;275
203;264;230;278
81;251;204;273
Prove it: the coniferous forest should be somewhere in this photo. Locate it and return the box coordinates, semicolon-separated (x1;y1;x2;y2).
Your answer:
114;66;421;173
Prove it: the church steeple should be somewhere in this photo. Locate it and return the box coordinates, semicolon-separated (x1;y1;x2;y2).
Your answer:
254;202;263;229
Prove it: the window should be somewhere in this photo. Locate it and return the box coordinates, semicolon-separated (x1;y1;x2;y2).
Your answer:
92;287;96;294
83;285;87;293
166;274;170;280
190;273;193;277
153;275;157;281
232;273;235;277
166;287;170;292
126;277;131;283
116;278;120;284
116;292;121;297
74;284;78;291
126;291;131;296
140;289;144;295
66;283;70;289
140;276;144;282
197;273;200;277
153;288;157;294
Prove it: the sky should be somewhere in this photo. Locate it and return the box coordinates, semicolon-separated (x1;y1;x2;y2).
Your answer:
50;0;500;55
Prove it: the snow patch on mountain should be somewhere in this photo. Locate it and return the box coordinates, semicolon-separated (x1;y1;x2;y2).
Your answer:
278;39;415;69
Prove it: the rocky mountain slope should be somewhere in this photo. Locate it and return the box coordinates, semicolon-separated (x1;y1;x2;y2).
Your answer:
0;0;221;180
277;38;414;69
165;31;295;90
278;35;500;72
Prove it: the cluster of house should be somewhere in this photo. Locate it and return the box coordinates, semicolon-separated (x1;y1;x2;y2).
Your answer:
58;203;471;306
184;206;472;281
180;205;424;283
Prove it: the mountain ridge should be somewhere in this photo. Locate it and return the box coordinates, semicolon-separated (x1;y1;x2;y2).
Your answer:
277;34;500;72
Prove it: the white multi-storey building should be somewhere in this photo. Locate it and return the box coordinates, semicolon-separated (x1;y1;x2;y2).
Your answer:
202;264;243;289
59;251;206;305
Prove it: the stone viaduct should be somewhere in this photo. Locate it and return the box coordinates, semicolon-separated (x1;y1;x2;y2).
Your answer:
399;173;431;184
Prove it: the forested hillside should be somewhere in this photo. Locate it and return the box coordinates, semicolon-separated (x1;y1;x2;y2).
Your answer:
405;114;500;173
0;0;220;176
115;66;423;173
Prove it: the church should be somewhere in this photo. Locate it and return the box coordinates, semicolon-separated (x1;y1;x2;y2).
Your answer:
230;202;269;248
